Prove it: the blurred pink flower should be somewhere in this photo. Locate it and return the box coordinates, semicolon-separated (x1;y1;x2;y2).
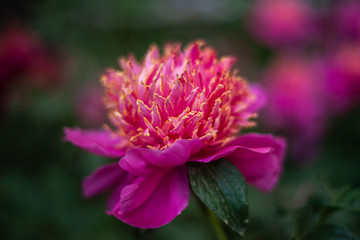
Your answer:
0;24;62;88
323;43;360;113
0;23;63;115
248;0;315;47
75;85;107;127
333;0;360;39
0;25;36;83
261;54;325;162
64;41;286;228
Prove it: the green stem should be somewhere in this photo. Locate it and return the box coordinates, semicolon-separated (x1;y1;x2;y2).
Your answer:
193;192;228;240
207;208;228;240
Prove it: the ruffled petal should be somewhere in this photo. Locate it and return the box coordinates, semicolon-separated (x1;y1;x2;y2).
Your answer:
190;144;272;164
106;171;137;210
190;133;286;192
110;166;190;228
228;134;286;192
64;127;126;157
120;139;202;176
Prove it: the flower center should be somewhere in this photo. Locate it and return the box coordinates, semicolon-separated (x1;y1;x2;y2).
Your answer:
102;41;256;149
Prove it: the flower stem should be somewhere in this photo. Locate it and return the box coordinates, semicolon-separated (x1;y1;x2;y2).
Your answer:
207;208;228;240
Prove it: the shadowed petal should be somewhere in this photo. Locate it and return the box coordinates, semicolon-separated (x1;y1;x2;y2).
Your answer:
106;171;137;210
228;134;286;192
190;134;286;192
120;139;202;176
83;162;138;210
190;144;272;164
83;163;126;198
110;166;190;228
64;127;126;157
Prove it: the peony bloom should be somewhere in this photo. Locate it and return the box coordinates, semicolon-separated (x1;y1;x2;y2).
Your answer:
323;43;360;113
261;54;325;162
0;23;62;115
248;0;315;47
0;25;37;83
333;0;360;40
64;41;285;228
0;24;62;87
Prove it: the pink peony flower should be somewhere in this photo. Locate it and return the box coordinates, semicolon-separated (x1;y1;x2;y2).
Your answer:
0;25;37;83
64;41;286;228
248;0;315;47
0;23;62;88
261;54;325;162
323;43;360;113
333;0;360;40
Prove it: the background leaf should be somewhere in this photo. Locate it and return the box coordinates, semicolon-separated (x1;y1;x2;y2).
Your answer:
292;193;329;239
304;224;359;240
333;189;360;212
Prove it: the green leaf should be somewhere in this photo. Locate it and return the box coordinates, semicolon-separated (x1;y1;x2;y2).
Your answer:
188;159;248;235
304;224;359;240
333;188;360;212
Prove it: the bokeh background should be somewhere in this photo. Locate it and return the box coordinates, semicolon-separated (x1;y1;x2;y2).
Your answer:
1;0;360;239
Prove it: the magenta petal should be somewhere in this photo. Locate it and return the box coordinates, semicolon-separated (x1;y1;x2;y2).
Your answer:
190;134;286;192
83;162;137;209
229;152;279;192
120;139;202;176
106;171;137;210
83;163;126;198
111;166;190;228
64;127;126;157
190;144;272;163
227;134;286;192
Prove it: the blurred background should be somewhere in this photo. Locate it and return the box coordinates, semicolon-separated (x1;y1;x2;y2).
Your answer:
1;0;359;239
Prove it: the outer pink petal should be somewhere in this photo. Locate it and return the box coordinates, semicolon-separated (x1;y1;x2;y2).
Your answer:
64;127;126;157
83;162;135;197
106;171;137;210
120;139;202;176
190;133;286;192
110;166;190;228
228;134;286;192
83;162;138;209
83;163;124;198
229;152;280;192
190;145;272;163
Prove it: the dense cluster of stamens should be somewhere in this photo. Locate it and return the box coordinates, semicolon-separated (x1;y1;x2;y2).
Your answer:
102;41;257;149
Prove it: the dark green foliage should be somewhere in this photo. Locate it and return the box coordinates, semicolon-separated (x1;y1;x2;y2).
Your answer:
304;224;359;240
333;189;360;213
188;159;248;235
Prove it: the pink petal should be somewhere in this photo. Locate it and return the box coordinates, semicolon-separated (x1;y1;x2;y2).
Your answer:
228;134;286;192
110;166;190;228
106;171;137;210
64;127;126;157
120;139;202;176
190;134;286;192
190;144;272;164
83;162;126;198
229;152;280;192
